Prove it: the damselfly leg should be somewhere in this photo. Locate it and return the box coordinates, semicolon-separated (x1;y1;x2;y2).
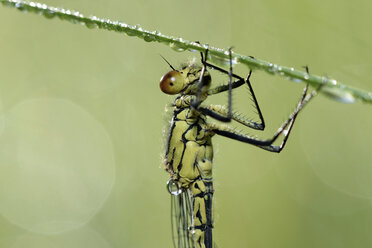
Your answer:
195;49;319;153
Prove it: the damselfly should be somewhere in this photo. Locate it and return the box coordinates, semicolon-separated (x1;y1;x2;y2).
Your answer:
160;48;319;248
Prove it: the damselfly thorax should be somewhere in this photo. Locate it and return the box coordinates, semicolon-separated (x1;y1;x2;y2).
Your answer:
162;66;214;186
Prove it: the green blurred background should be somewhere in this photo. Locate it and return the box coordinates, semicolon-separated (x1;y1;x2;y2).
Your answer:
0;0;372;247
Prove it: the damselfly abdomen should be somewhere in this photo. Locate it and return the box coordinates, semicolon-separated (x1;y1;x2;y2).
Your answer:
160;49;319;248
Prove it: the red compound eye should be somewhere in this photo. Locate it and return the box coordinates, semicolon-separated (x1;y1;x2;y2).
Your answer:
160;70;184;95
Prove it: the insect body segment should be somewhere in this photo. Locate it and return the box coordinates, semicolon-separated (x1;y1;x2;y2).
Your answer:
161;50;319;248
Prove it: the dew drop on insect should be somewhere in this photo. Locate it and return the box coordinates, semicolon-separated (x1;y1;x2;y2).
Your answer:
167;179;182;195
321;86;356;103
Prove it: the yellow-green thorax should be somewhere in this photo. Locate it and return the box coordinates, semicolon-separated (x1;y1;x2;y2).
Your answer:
160;65;214;187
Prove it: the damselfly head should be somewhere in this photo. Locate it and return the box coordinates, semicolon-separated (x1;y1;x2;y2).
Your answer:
160;70;185;95
160;64;212;96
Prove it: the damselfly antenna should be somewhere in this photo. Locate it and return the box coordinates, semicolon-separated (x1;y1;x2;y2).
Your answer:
160;55;176;71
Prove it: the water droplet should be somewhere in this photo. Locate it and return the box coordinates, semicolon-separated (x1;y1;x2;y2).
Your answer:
115;22;128;33
321;87;356;103
100;21;109;29
36;3;48;10
143;31;161;42
15;2;26;12
167;179;182;196
170;42;186;52
285;76;302;83
290;67;294;71
304;75;310;80
56;8;69;21
143;33;156;42
267;63;279;74
1;0;12;7
209;54;237;67
202;43;209;49
152;30;161;36
190;41;200;46
125;25;138;36
133;24;142;30
42;9;56;19
187;41;201;52
118;22;127;28
62;10;80;24
188;48;198;52
99;18;112;29
292;78;303;83
85;20;98;29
